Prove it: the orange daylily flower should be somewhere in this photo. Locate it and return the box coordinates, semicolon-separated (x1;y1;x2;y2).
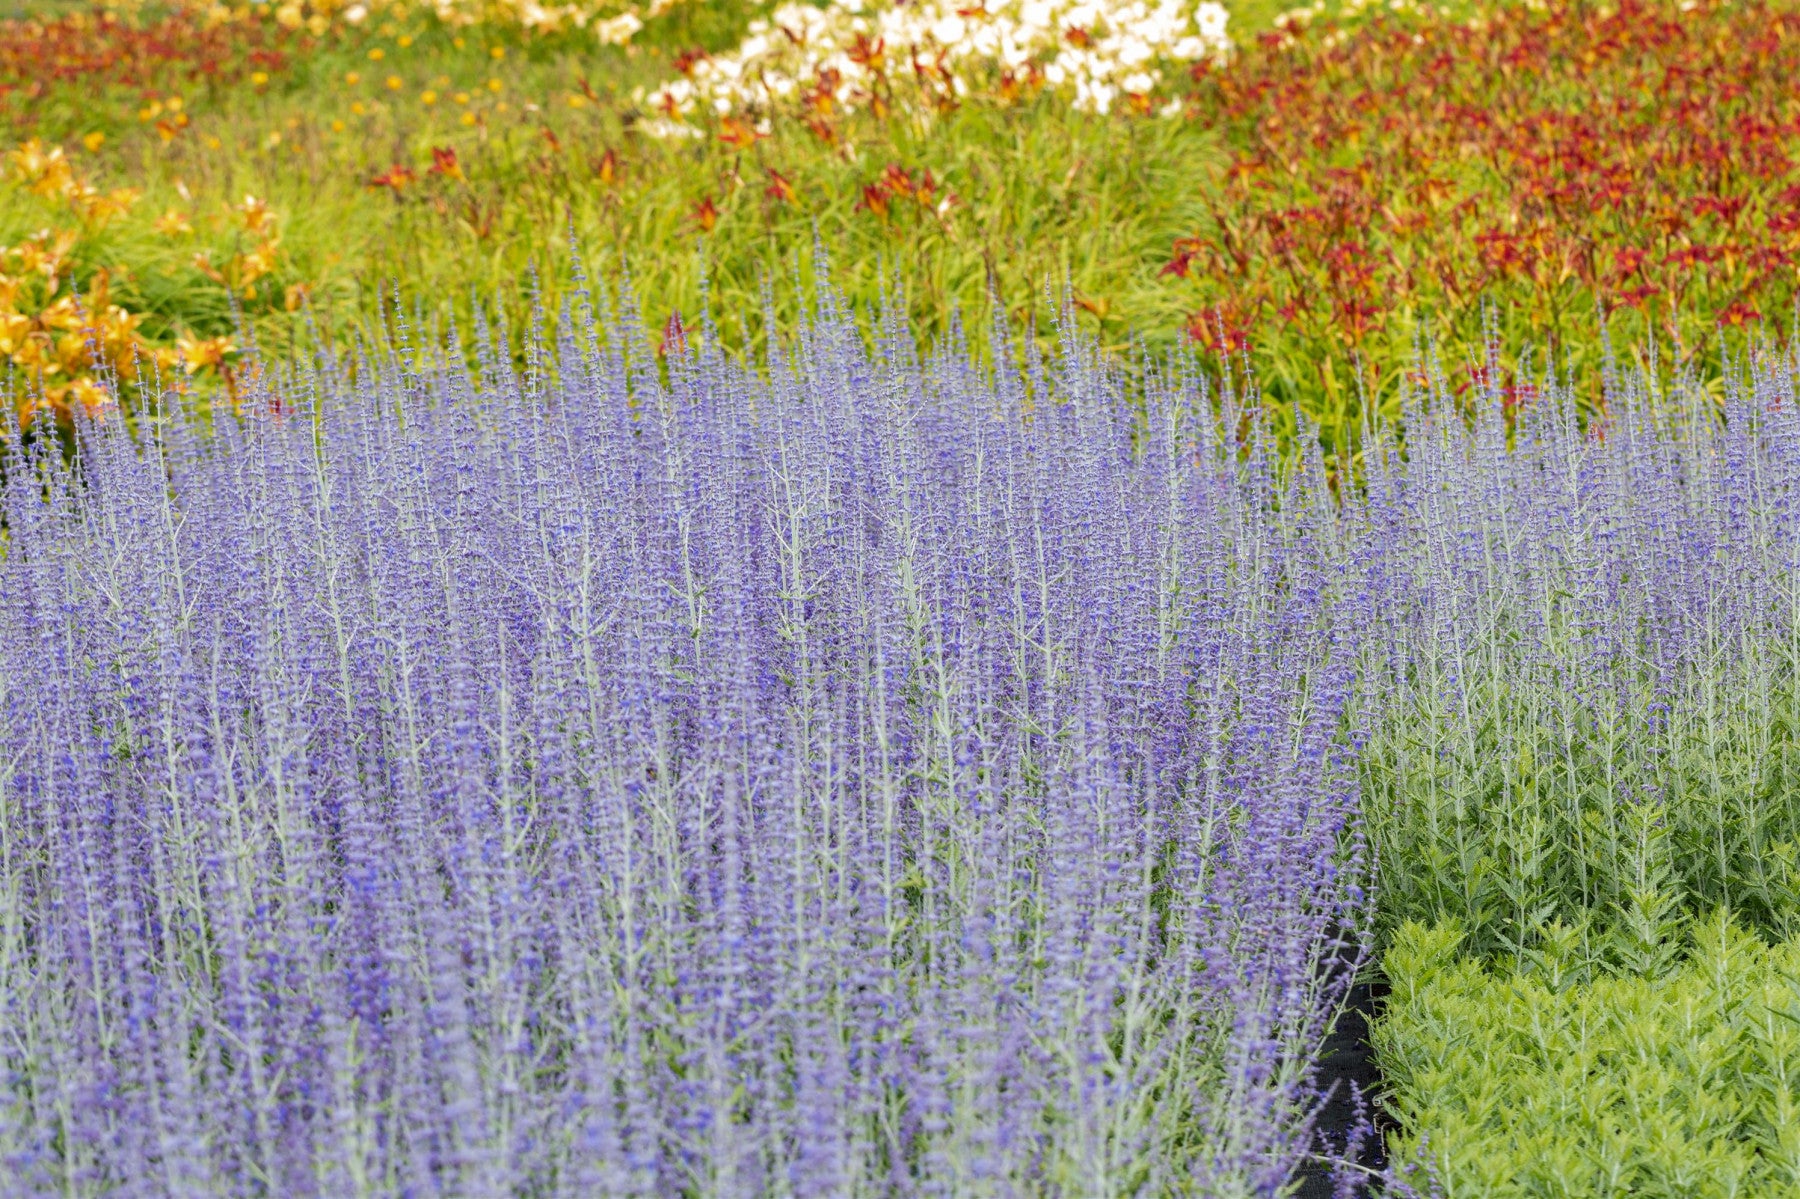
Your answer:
765;169;798;205
717;117;764;151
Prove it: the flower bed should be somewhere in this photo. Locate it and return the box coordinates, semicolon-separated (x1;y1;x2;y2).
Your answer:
637;0;1231;125
1170;0;1800;432
0;290;1364;1193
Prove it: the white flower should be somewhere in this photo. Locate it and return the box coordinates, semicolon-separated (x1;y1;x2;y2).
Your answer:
639;117;703;138
1115;36;1153;66
593;11;642;44
633;0;1233;135
1194;2;1228;40
931;13;967;43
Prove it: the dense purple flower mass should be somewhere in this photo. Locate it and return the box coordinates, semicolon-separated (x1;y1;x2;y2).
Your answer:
0;288;1365;1196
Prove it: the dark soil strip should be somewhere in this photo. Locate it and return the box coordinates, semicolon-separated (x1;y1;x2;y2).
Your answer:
1295;977;1391;1198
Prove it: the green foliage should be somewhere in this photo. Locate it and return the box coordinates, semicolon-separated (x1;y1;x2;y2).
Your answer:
1375;913;1800;1198
1364;658;1800;962
345;85;1222;364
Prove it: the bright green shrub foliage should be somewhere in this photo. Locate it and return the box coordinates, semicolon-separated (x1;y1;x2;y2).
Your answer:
1375;916;1800;1199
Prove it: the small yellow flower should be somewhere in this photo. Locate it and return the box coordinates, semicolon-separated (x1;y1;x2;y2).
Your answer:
398;34;413;47
176;331;236;375
386;75;403;91
264;131;283;149
345;71;361;85
239;241;279;283
489;45;505;59
153;208;193;236
331;119;347;132
82;131;106;152
453;91;469;105
8;138;59;178
166;96;184;112
420;90;438;105
487;78;503;93
368;47;386;61
238;194;273;233
351;101;367;115
64;377;111;413
453;36;466;48
69;185;139;225
251;71;269;86
191;252;225;284
459;111;478;126
567;93;587;108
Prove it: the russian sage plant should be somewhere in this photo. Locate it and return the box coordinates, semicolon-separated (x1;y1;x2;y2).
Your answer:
0;289;1364;1196
1356;344;1800;968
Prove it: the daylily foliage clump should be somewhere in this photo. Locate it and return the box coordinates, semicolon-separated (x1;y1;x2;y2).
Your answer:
0;139;289;422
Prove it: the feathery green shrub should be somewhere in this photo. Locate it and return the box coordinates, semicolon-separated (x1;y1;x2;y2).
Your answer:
1376;914;1800;1199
